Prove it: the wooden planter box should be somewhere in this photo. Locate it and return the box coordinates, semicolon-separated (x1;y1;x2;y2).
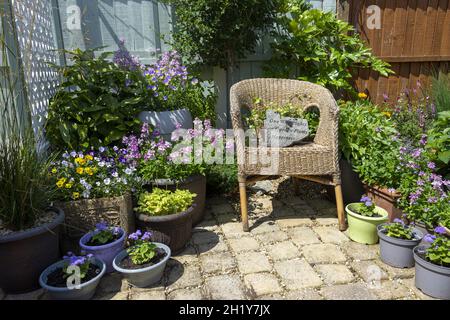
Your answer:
363;185;403;222
57;193;135;254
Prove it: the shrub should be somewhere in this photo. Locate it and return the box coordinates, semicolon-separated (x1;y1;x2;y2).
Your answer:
46;48;147;150
425;111;450;178
339;99;401;189
164;0;279;69
136;188;196;216
264;0;392;94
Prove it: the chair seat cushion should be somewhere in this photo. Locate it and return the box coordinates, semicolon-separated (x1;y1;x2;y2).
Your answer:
241;143;336;176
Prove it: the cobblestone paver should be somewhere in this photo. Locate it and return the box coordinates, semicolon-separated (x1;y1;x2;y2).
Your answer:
5;178;430;300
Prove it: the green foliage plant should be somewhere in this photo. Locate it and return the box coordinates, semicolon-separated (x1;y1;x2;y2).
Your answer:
136;188;196;216
45;48;147;150
430;71;450;113
425;111;450;177
126;230;158;265
381;219;416;240
264;0;392;93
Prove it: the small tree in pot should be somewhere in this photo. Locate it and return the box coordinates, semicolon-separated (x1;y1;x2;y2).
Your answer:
377;218;423;268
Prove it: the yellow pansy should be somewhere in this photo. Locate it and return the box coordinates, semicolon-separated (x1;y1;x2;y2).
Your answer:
65;183;73;189
382;111;392;118
75;157;86;165
72;192;80;200
85;167;94;176
358;92;368;99
51;168;57;174
85;155;93;161
76;167;84;175
56;177;66;188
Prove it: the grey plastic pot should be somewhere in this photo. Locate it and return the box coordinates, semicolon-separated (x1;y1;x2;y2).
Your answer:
414;245;450;299
377;224;423;268
39;258;106;300
112;243;171;288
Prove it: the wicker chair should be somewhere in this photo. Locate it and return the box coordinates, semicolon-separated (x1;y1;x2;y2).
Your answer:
230;78;346;232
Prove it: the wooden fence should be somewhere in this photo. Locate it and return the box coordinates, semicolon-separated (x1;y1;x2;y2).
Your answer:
348;0;450;104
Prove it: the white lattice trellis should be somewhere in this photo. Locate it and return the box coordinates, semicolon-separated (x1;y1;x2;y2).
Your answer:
12;0;60;133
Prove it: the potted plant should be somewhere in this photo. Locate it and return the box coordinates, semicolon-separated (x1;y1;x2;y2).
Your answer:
50;146;140;253
122;122;209;225
134;188;196;253
39;252;105;300
414;227;450;299
339;100;404;221
377;218;423;268
346;195;389;244
0;127;65;293
79;222;126;273
113;230;170;288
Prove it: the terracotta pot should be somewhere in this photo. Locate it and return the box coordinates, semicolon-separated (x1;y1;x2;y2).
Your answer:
363;184;403;222
0;207;65;293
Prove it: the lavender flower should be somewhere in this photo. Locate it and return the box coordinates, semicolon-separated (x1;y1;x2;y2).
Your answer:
424;234;436;243
434;226;447;235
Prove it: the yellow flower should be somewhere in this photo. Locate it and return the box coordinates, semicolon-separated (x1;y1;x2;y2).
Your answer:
75;157;86;165
382;111;392;118
65;183;73;189
85;155;93;161
76;167;84;175
56;177;66;188
51;168;57;174
85;167;94;176
358;92;368;99
72;192;80;200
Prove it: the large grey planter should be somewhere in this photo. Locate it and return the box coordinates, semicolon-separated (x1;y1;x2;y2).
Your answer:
138;108;193;140
377;224;423;268
112;243;171;288
414;246;450;299
39;258;106;300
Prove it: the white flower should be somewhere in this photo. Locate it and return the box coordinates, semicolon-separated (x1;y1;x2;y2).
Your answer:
104;178;111;185
96;181;101;187
125;168;133;175
112;171;119;178
98;161;106;167
82;191;90;199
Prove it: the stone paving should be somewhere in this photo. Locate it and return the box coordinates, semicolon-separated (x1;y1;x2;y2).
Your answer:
1;179;437;300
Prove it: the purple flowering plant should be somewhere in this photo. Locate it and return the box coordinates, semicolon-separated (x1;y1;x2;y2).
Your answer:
355;195;379;217
87;222;122;246
62;252;94;279
126;230;157;265
421;226;450;267
50;146;141;201
397;143;450;229
380;218;416;240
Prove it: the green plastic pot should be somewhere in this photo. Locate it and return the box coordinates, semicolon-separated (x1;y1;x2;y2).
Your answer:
346;203;389;244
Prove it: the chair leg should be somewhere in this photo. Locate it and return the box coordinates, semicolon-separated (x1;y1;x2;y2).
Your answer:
334;184;347;231
238;177;249;232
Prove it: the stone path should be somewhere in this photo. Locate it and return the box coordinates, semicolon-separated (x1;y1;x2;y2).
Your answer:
2;179;436;300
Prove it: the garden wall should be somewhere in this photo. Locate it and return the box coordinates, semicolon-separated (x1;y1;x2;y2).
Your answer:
346;0;450;104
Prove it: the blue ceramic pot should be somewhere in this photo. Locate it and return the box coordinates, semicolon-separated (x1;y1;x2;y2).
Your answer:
39;258;105;300
79;228;126;273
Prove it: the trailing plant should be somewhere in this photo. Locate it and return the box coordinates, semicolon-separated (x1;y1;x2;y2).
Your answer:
422;227;450;267
136;188;196;216
87;222;122;246
49;146;141;201
62;252;94;279
164;0;279;70
126;230;158;265
264;0;392;93
46;48;147;150
243;97;319;138
381;218;416;240
339;99;401;189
